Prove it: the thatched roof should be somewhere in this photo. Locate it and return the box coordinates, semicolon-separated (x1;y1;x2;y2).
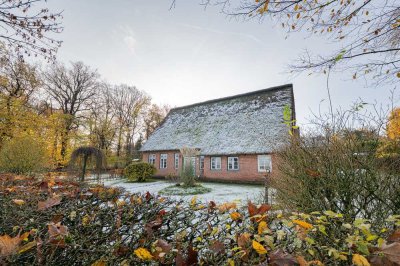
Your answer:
141;84;295;155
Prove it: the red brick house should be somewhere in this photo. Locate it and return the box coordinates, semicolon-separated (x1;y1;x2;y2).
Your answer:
141;84;296;183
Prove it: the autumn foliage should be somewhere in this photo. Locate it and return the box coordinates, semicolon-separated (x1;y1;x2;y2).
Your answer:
1;174;400;265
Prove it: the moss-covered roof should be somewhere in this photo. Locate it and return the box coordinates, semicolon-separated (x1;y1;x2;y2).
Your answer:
141;84;295;155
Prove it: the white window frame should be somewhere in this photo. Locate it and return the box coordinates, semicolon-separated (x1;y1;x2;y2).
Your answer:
160;154;167;169
148;154;156;165
210;157;221;170
199;156;205;170
227;156;239;170
258;155;272;172
174;153;179;169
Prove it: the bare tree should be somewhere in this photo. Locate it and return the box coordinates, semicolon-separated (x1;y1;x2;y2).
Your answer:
111;84;151;159
143;104;170;140
0;0;63;60
43;61;100;161
0;55;40;100
205;0;400;84
87;83;116;153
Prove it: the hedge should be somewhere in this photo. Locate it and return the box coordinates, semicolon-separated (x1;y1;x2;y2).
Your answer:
124;162;156;182
0;174;399;265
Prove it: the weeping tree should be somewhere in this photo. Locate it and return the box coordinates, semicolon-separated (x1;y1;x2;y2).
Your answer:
69;147;105;181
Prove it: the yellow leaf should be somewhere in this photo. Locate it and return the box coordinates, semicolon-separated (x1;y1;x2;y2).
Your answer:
91;259;106;266
227;258;235;266
190;196;197;208
397;72;400;78
294;4;299;11
262;0;269;12
82;214;91;226
292;219;313;230
230;212;241;221
252;240;267;255
12;199;25;206
18;240;36;254
258;221;268;234
352;254;370;266
134;247;153;261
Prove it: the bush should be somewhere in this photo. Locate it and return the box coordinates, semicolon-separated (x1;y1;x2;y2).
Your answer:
0;135;47;174
274;108;400;226
180;160;196;187
124;161;156;182
0;174;399;265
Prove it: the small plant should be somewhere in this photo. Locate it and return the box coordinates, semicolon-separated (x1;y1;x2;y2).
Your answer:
166;172;179;183
124;162;156;182
0;135;47;174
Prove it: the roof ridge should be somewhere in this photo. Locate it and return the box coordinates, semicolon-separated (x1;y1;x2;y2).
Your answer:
170;83;293;112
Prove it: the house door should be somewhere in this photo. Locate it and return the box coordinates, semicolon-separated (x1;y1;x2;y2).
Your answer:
183;156;196;176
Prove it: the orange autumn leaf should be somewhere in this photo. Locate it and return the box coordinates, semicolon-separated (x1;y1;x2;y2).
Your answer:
230;212;241;221
292;219;313;230
296;256;308;266
218;202;237;213
248;201;271;221
237;233;251;248
38;195;61;211
252;240;267;255
0;234;21;257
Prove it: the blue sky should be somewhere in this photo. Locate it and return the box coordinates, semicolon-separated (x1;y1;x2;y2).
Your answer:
47;0;397;126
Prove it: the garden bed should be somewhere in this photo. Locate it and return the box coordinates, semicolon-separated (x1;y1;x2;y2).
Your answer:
158;184;212;195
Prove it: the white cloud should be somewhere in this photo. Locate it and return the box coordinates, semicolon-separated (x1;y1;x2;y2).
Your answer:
123;35;136;54
119;25;137;55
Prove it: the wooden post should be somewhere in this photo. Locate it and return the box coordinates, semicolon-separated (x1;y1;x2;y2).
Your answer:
264;169;271;205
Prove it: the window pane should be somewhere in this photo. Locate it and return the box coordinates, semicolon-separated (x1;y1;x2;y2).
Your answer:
258;155;271;172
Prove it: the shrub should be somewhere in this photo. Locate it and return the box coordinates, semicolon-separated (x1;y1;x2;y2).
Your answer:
274;108;400;226
0;135;47;174
165;172;179;183
180;159;196;187
124;161;156;182
0;174;399;265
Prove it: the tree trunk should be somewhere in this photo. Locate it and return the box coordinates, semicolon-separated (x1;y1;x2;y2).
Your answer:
116;126;123;157
81;154;88;182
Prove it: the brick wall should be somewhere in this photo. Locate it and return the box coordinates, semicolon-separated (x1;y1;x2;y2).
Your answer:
142;151;275;183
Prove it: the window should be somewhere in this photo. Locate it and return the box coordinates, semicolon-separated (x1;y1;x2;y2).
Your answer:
227;157;239;170
148;154;156;165
160;154;167;169
210;157;221;170
258;155;272;172
199;156;205;170
174;153;179;169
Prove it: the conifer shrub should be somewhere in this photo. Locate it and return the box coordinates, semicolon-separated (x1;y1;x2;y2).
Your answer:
180;160;196;187
124;161;156;182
